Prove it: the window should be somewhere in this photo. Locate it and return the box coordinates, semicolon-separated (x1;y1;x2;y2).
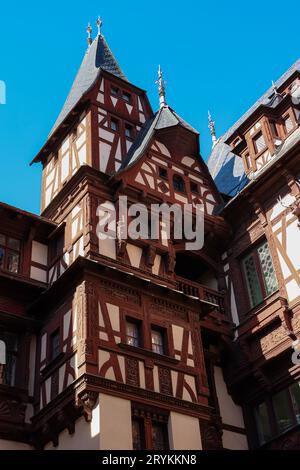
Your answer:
159;167;168;179
50;233;64;263
126;321;140;347
111;86;119;96
151;328;165;355
244;152;252;170
273;389;294;433
132;409;169;450
152;423;169;450
50;329;60;361
190;182;199;193
125;124;134;139
132;418;145;450
242;240;278;308
0;332;18;386
173;175;185;193
122;91;131;103
0;234;21;274
270;120;279;138
253;132;267;154
255;402;272;445
110;118;119;132
254;381;300;446
284;115;294;134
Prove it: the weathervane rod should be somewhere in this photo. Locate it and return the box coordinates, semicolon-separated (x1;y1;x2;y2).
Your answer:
156;65;167;109
87;23;92;46
208;110;217;148
97;16;102;36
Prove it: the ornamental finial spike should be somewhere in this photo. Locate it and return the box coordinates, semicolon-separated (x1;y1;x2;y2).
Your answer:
156;65;167;109
97;16;102;36
208;110;217;148
87;23;92;46
272;80;280;96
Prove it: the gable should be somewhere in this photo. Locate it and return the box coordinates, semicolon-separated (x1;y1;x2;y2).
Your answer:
96;76;153;174
119;136;221;216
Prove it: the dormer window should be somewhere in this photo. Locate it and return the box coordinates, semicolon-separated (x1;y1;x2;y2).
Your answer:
270;121;279;138
173;175;185;193
244;151;252;171
190;182;199;194
159;167;167;179
283;114;294;134
110;118;119;132
125;124;134;139
111;86;119;96
122;91;131;103
253;132;267;154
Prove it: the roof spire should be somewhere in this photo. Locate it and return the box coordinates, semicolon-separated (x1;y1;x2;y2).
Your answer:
156;65;167;109
86;23;92;46
272;80;280;96
97;16;103;36
208;110;217;147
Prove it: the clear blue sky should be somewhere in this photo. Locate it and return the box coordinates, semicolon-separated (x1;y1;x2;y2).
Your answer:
1;1;299;214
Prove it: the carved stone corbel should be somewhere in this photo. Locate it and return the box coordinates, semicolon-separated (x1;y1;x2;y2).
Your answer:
76;390;98;422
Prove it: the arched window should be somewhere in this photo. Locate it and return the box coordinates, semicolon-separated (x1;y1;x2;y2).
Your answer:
173;175;185;193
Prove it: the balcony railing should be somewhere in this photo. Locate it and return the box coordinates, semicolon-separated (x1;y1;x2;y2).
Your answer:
176;276;226;314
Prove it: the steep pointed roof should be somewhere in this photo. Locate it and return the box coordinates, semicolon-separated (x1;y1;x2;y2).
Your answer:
49;34;127;138
119;105;198;172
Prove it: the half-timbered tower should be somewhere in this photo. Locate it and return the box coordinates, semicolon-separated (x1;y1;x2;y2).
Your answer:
2;20;300;451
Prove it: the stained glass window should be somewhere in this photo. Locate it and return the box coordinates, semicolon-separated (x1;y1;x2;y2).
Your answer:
257;241;278;296
242;241;277;309
243;253;263;308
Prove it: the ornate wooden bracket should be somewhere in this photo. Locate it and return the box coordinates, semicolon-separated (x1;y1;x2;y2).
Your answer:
76;390;98;422
278;296;296;340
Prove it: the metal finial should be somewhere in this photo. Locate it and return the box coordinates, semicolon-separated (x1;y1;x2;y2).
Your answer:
208;110;217;147
155;65;167;109
272;80;279;95
87;23;92;46
97;16;102;36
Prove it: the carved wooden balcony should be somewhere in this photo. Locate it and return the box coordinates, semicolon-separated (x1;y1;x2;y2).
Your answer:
176;276;226;316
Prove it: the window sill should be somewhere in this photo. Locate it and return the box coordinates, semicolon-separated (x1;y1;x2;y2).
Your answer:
245;289;280;316
118;342;179;364
260;421;300;449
